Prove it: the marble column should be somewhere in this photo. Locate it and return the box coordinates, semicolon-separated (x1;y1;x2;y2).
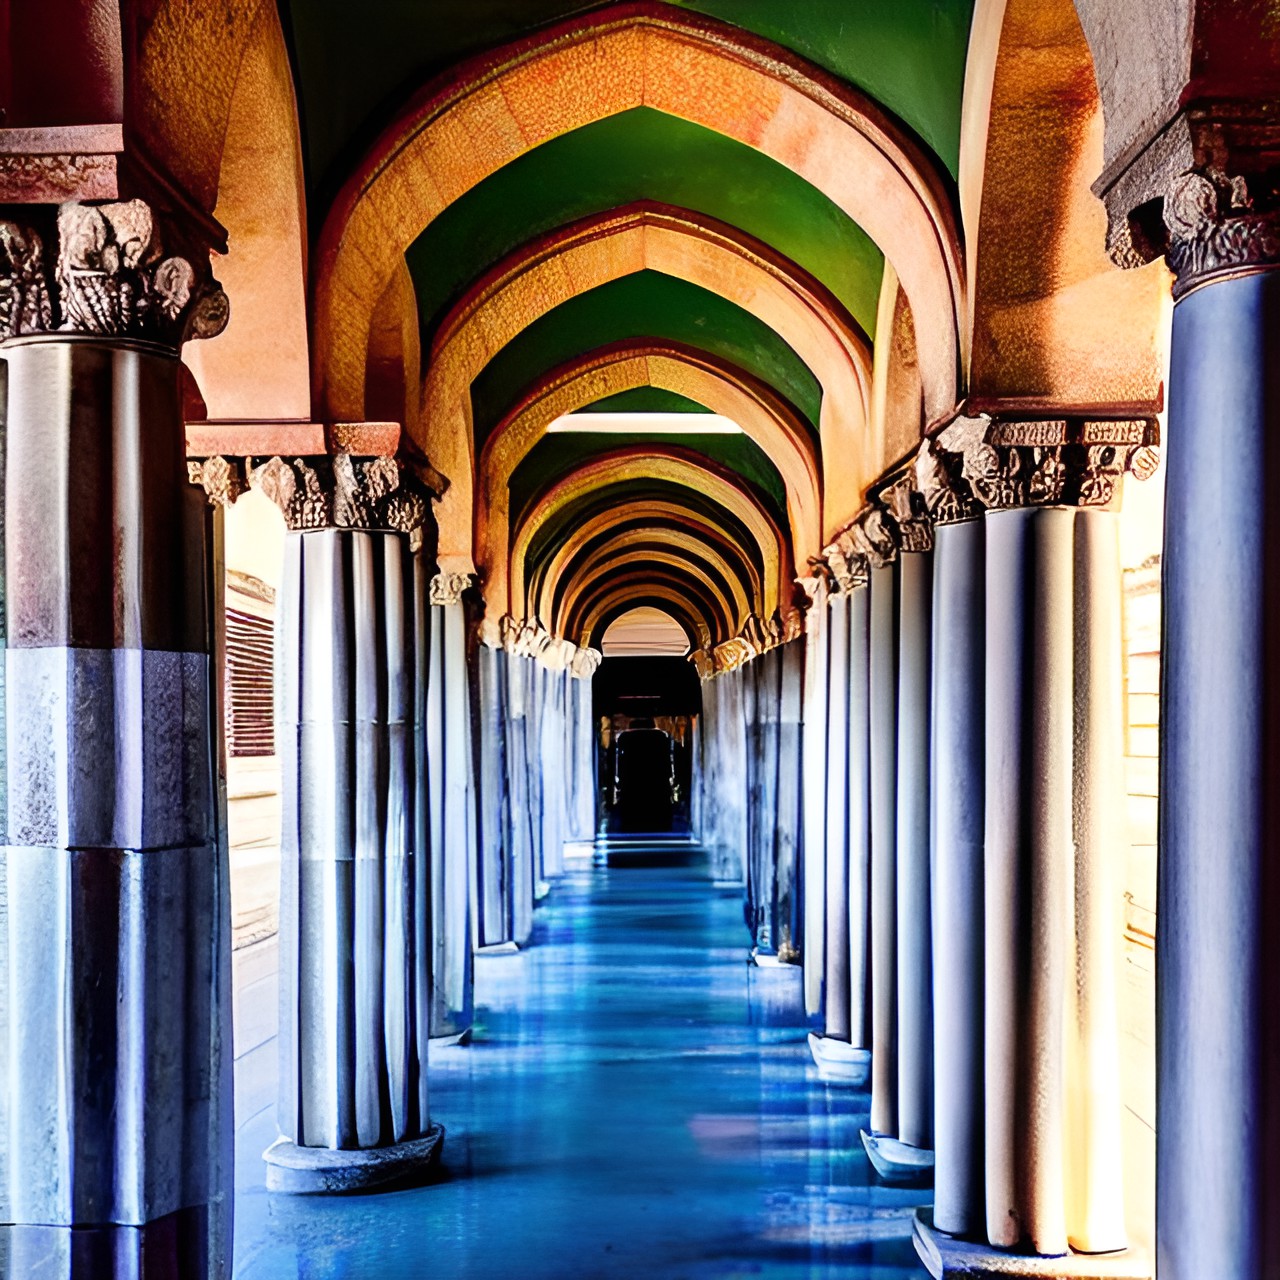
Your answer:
426;572;476;1042
821;593;851;1043
896;548;934;1152
259;455;441;1193
928;517;985;1236
502;650;535;943
1158;222;1280;1279
982;500;1127;1256
776;640;804;961
0;202;232;1272
869;562;900;1137
799;577;830;1017
846;585;873;1055
475;641;514;950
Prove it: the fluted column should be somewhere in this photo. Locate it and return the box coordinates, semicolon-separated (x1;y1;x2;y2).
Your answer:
256;454;442;1192
426;572;476;1042
896;548;933;1153
475;640;515;950
846;584;873;1055
775;640;804;961
869;562;900;1137
0;202;233;1272
928;513;985;1235
821;594;851;1043
799;576;830;1017
1153;180;1280;1279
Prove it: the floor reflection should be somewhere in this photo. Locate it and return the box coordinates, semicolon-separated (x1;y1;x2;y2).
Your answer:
234;858;928;1279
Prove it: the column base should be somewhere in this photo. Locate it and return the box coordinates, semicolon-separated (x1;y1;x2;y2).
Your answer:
750;948;786;967
476;940;520;955
429;1025;473;1047
264;1124;445;1194
912;1209;1150;1279
807;1032;871;1085
535;878;552;900
860;1130;934;1183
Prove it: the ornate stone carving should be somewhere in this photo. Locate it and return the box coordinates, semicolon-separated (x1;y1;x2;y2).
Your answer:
849;506;897;570
250;455;432;534
689;649;716;680
914;433;979;525
878;473;933;553
821;532;867;594
187;455;248;508
1161;170;1280;297
500;615;554;660
933;415;1160;512
570;647;602;680
0;221;51;338
0;199;227;346
429;571;473;607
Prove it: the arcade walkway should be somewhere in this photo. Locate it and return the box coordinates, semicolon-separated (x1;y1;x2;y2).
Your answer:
232;852;929;1278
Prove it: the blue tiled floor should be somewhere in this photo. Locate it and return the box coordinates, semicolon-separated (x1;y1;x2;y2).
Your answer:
233;855;930;1279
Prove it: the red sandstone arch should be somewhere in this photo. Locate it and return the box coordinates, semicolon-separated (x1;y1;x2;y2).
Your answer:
957;0;1168;414
533;502;766;624
312;2;964;439
423;203;871;565
552;534;755;637
479;342;820;616
178;0;311;421
510;450;791;626
571;568;735;650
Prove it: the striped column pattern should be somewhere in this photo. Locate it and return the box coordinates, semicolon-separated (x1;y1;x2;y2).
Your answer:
258;455;441;1193
0;337;231;1273
426;574;476;1041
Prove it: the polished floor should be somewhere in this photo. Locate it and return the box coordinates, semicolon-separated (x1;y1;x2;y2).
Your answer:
233;850;929;1278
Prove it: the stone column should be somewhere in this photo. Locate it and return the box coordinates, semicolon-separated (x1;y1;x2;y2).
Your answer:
501;648;535;943
895;546;933;1154
845;583;873;1057
0;202;233;1271
869;561;900;1138
426;571;476;1042
934;418;1143;1257
918;442;986;1236
820;593;851;1043
798;576;830;1018
254;453;442;1192
1153;179;1280;1279
775;640;804;961
475;640;514;950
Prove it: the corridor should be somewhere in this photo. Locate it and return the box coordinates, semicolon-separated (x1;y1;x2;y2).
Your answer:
233;853;928;1279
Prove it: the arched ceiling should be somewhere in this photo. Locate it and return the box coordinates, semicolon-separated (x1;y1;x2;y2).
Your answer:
276;0;977;661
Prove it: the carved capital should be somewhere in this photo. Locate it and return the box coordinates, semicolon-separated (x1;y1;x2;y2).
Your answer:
914;430;981;525
429;571;474;607
934;416;1160;511
187;455;248;508
249;454;432;535
820;531;868;594
0;199;228;346
1162;170;1280;297
689;649;716;680
877;473;934;553
500;614;554;659
570;647;602;680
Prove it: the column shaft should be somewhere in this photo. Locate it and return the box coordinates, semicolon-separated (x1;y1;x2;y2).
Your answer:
426;598;475;1040
869;563;900;1136
475;644;511;947
930;519;986;1236
1159;271;1280;1278
271;528;438;1190
846;585;873;1049
822;594;852;1041
983;507;1073;1254
801;585;830;1016
896;549;933;1151
1;339;229;1265
776;641;805;960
